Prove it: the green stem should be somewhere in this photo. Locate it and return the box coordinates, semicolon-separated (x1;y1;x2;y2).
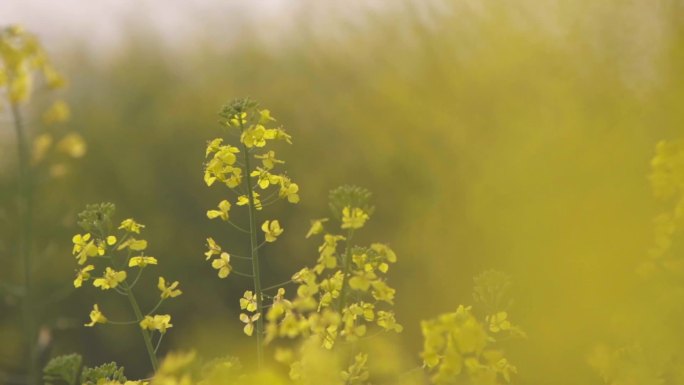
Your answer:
337;229;355;312
10;100;37;385
124;283;159;372
240;121;264;368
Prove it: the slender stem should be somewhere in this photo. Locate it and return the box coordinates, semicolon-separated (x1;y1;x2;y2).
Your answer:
124;283;158;371
107;319;139;325
127;266;145;289
240;119;264;368
154;333;164;354
337;229;355;312
227;220;250;234
263;279;294;292
145;298;165;316
10;99;37;385
232;270;254;278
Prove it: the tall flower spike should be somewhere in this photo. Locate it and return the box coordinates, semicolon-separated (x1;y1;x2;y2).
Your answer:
70;203;181;371
203;100;299;368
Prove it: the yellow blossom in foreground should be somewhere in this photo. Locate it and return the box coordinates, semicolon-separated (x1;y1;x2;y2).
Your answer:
128;256;158;268
56;132;86;159
42;100;70;124
278;178;300;204
85;304;107;327
240;290;258;312
254;150;284;170
93;267;127;290
250;167;277;189
73;264;95;288
212;252;232;278
204;237;222;260
487;312;511;333
32;133;52;164
240;124;276;148
341;207;369;230
262;220;284;242
207;199;231;221
240;312;261;336
205;138;224;157
119;218;145;234
158;277;182;299
117;238;147;251
306;218;328;239
237;192;263;210
72;233;99;264
140;314;173;333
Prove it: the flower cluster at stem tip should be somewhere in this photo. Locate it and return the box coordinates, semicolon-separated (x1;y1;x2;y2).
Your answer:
203;99;299;282
1;25;87;176
70;203;181;351
261;185;404;383
421;270;526;385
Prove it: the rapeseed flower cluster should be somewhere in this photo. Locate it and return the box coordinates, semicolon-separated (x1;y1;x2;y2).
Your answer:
641;139;684;275
203;99;299;366
70;203;181;371
589;139;684;384
421;271;525;385
1;25;86;178
261;186;401;384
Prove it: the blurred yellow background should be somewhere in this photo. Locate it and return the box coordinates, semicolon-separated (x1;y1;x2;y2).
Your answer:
2;1;683;384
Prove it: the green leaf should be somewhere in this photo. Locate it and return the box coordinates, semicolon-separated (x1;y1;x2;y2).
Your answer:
43;353;82;385
81;362;127;385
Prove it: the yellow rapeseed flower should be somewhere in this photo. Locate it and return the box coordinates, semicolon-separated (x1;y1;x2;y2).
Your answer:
240;290;258;312
128;256;158;268
74;264;95;288
254;150;284;170
204;237;222;260
85;304;107;327
237;192;263;210
56;133;86;158
487;312;512;333
240;124;276;148
240;312;261;336
207;200;231;221
72;233;99;264
262;220;284;242
306;218;328;239
117;238;147;251
140;314;173;333
158;277;182;299
93;267;127;290
278;178;300;204
211;252;231;278
341;207;369;230
119;218;145;234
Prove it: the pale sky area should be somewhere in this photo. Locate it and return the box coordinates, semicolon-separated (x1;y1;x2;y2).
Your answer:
0;0;401;55
0;0;295;52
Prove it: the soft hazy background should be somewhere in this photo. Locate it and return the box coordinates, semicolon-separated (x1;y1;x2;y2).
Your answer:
2;0;683;384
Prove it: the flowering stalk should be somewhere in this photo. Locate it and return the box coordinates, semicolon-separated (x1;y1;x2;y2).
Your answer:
2;25;70;385
123;282;159;371
262;185;404;384
336;229;354;312
239;118;265;366
203;98;298;369
71;204;181;373
10;88;37;385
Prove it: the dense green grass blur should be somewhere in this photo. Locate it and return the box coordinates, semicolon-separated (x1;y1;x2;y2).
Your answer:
2;1;684;383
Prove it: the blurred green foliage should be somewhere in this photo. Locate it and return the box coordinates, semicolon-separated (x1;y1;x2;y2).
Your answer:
3;0;684;383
